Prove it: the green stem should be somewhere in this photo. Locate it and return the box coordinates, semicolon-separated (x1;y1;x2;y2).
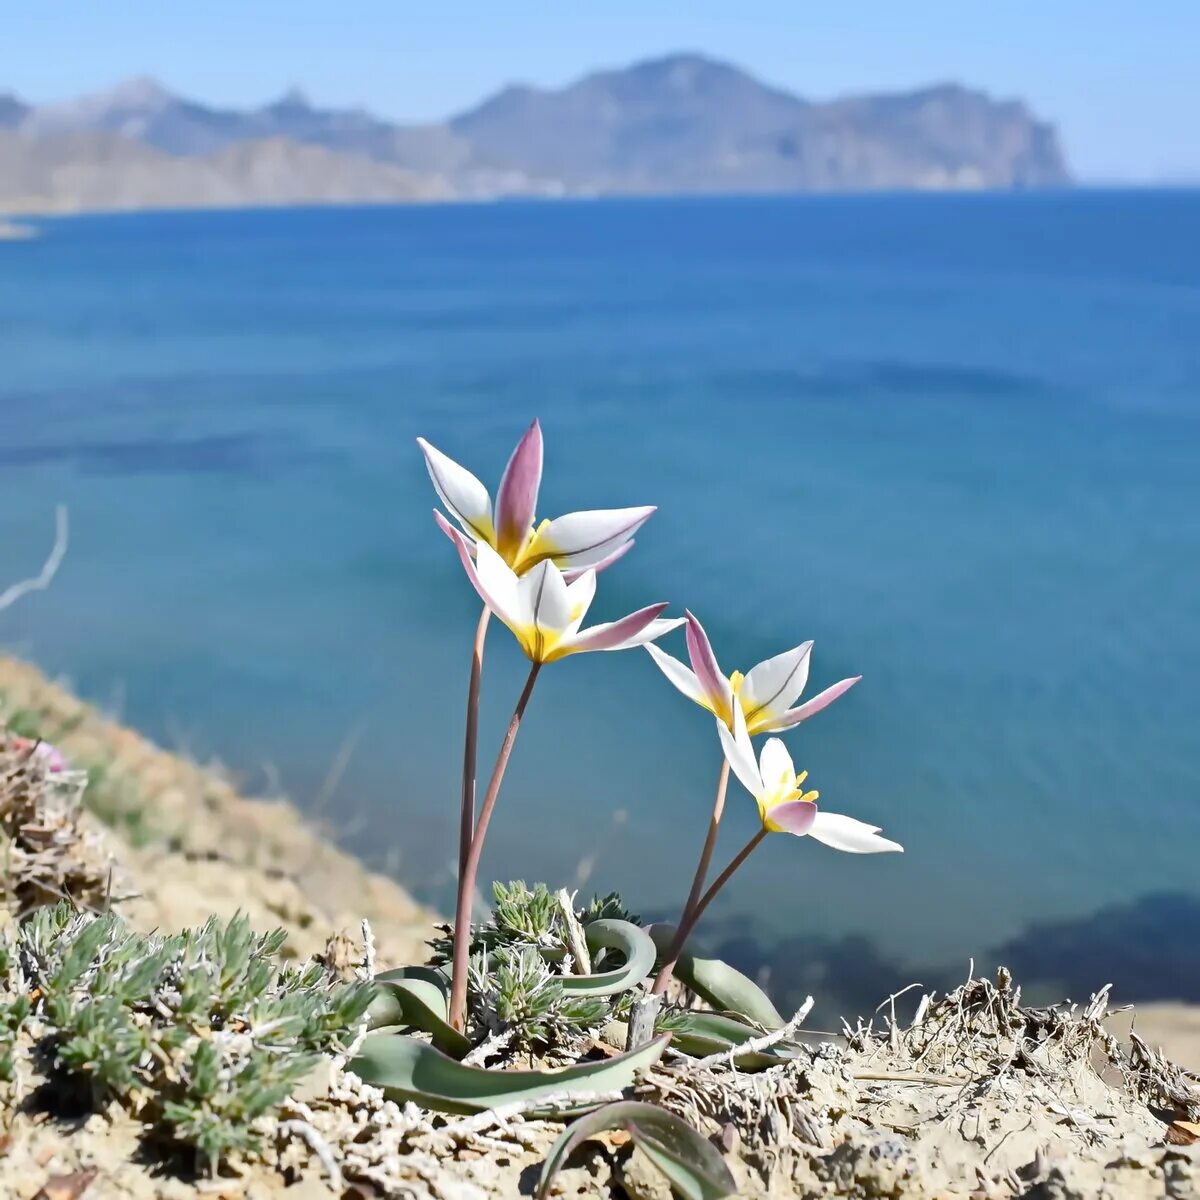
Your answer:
447;660;542;1033
651;757;730;995
458;607;491;881
655;828;767;987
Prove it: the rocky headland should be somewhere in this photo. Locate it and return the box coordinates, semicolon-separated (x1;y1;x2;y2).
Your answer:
0;55;1071;216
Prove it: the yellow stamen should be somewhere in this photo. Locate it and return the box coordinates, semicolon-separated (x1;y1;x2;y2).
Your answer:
511;518;556;574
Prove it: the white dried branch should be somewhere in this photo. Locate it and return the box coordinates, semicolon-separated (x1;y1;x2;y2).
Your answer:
686;995;815;1072
278;1116;344;1188
0;505;68;614
555;886;591;974
435;1087;626;1139
462;1026;514;1066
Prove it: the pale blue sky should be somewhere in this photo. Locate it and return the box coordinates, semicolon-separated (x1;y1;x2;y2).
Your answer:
5;1;1197;182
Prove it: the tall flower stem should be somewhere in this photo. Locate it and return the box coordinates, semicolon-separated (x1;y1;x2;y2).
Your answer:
655;827;767;988
651;758;730;995
448;660;542;1033
458;607;492;881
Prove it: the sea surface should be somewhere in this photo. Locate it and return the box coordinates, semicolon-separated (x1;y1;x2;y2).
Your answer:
2;193;1198;1015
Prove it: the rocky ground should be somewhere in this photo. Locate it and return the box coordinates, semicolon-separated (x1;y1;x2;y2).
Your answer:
1;652;1199;1199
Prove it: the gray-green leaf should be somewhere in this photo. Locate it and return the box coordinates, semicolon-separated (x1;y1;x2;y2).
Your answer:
366;965;470;1059
536;1100;736;1200
349;1032;669;1115
562;919;657;997
648;924;784;1029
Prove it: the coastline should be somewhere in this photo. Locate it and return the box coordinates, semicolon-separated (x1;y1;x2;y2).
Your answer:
0;652;436;968
0;218;36;239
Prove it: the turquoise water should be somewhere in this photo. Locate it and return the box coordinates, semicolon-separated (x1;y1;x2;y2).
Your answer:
2;194;1199;1014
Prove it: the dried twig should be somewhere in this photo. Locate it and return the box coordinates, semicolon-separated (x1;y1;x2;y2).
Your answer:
0;505;68;614
435;1087;626;1139
462;1027;514;1066
278;1117;344;1188
685;996;815;1072
555;887;591;974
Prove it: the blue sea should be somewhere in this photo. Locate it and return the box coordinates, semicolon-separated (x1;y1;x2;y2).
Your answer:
2;193;1199;1016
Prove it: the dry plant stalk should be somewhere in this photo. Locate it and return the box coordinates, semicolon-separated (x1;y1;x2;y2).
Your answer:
0;735;115;915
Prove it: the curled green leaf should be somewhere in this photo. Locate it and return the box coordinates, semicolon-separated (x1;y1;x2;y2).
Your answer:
562;919;657;997
367;966;470;1059
349;1032;669;1115
648;924;784;1029
537;1100;736;1200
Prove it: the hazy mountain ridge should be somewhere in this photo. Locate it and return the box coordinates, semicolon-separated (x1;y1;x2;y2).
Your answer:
0;54;1071;214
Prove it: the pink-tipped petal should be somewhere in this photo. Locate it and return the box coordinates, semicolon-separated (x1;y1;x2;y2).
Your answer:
560;603;673;656
763;676;862;731
416;438;494;544
540;506;656;567
684;610;733;720
644;642;709;708
562;538;634;582
434;507;471;550
494;419;543;563
808;811;902;854
435;509;477;571
764;800;819;837
447;530;523;631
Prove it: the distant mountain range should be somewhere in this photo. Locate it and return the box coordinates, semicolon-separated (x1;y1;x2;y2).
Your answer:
0;54;1071;214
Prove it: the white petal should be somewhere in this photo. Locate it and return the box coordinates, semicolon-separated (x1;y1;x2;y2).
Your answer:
473;540;525;629
539;507;655;566
741;643;813;728
520;559;573;641
644;643;709;709
563;568;597;633
416;438;494;544
757;738;797;800
808;811;903;854
716;701;763;799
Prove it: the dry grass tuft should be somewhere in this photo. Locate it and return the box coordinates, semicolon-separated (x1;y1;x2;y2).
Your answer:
0;733;116;917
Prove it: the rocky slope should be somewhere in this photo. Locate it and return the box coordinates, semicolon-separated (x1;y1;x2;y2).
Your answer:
0;54;1071;214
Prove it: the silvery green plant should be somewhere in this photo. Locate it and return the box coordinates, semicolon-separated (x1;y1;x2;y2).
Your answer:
4;903;371;1168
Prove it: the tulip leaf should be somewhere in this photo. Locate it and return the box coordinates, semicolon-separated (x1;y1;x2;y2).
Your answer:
562;919;657;997
648;924;784;1029
668;1010;797;1070
349;1032;670;1115
366;966;470;1059
536;1100;736;1200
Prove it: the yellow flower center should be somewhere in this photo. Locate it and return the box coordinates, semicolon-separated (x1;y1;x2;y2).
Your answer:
508;518;556;574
